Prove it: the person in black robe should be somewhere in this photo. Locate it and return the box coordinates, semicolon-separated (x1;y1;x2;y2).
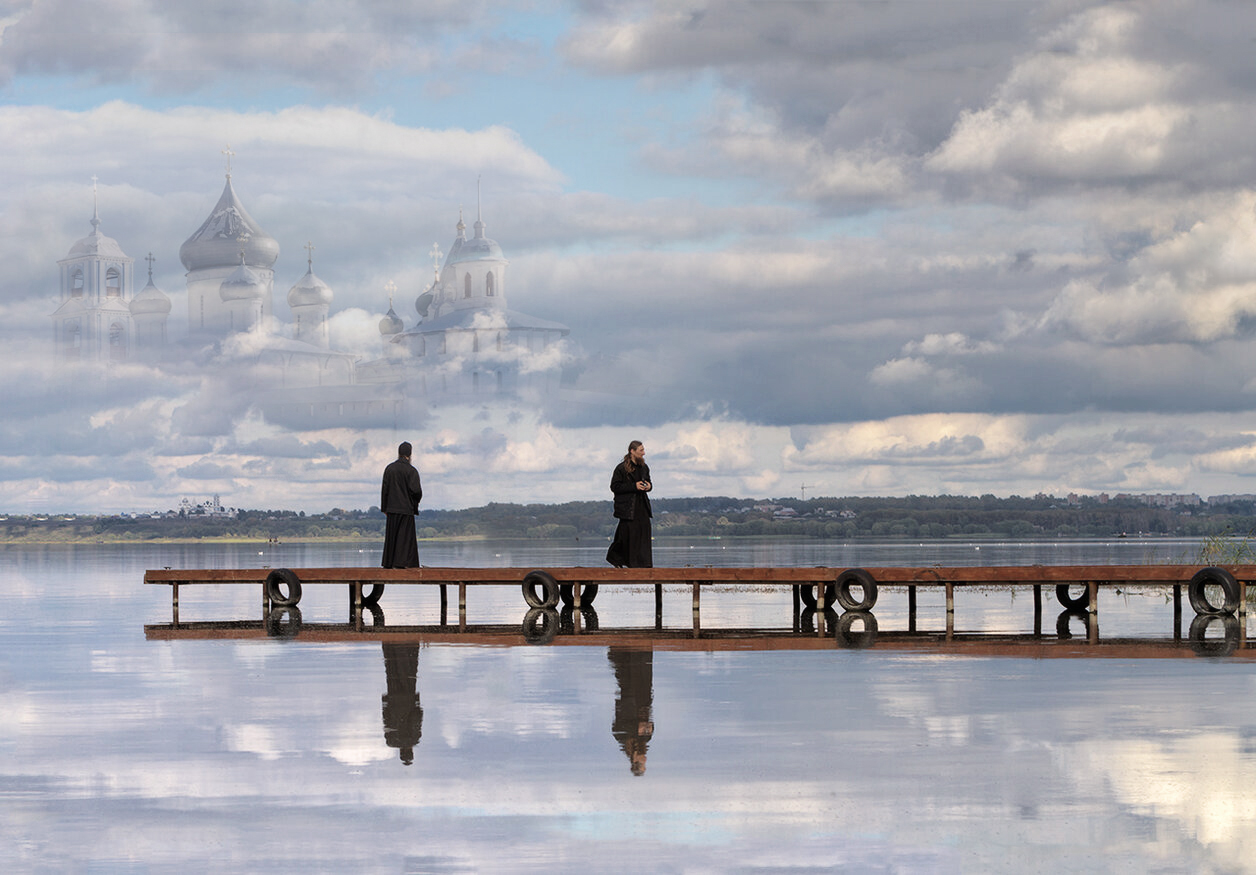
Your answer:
380;441;423;569
606;440;652;568
609;646;654;775
381;642;423;765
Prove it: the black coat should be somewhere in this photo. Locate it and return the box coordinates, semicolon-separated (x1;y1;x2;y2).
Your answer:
381;457;423;515
610;461;652;520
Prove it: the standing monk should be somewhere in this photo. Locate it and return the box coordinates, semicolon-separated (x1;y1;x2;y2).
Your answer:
606;440;653;568
381;441;423;569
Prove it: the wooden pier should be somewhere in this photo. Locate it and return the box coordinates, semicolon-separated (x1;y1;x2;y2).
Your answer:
143;619;1254;659
145;563;1255;637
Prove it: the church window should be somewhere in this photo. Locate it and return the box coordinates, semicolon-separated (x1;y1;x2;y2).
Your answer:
106;268;121;297
486;272;495;296
71;269;84;298
418;336;426;356
66;321;82;358
440;334;447;354
496;332;503;351
472;371;479;393
464;274;472;298
109;322;126;360
473;333;480;353
496;370;503;390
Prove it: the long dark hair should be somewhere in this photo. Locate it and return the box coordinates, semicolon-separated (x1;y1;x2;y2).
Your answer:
621;440;643;472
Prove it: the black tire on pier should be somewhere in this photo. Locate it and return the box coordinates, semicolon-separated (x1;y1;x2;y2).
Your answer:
265;568;302;607
799;607;837;634
1056;608;1090;639
559;583;599;607
798;583;837;610
1187;566;1240;616
1055;584;1089;610
360;583;385;606
836;611;878;648
836;568;878;611
522;607;559;645
559;605;600;633
265;605;303;638
1188;613;1241;657
522;570;560;609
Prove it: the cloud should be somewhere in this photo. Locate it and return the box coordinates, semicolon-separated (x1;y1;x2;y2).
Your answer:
927;4;1256;194
0;0;498;93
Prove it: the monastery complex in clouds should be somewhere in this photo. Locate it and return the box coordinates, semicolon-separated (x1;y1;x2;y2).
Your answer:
49;166;574;428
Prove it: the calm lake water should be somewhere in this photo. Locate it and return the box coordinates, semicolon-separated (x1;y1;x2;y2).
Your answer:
4;537;1256;873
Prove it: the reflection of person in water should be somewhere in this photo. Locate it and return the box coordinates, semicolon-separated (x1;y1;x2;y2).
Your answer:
381;643;423;765
608;647;654;776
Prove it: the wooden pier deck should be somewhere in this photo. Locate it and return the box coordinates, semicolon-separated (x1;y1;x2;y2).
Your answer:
145;563;1256;631
143;619;1253;659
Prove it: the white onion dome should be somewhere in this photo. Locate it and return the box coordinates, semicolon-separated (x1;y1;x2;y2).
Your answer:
129;276;172;316
180;176;279;272
287;267;333;307
444;210;505;265
379;305;404;336
219;256;265;302
69;214;127;259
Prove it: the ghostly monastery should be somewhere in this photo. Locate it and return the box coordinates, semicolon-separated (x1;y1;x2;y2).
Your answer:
51;170;572;426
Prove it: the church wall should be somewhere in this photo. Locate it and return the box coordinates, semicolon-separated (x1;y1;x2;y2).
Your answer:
187;266;274;335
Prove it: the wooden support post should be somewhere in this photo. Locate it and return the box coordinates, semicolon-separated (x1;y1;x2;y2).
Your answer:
574;582;582;610
816;581;826;612
655;584;663;630
1240;577;1247;618
458;582;467;631
172;583;180;626
792;584;801;632
440;584;448;626
1033;584;1042;636
1087;581;1099;617
907;585;916;633
692;582;700;637
1173;584;1182;641
945;581;954;616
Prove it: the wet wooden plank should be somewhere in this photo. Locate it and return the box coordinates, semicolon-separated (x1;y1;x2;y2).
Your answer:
143;564;1256;587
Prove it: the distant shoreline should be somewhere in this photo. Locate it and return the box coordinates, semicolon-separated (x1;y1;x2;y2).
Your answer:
0;531;1204;546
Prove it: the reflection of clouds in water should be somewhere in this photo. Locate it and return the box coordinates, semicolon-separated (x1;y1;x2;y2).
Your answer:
1075;732;1256;868
424;648;600;749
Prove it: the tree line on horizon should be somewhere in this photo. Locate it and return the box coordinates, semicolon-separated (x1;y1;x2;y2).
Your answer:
4;494;1256;542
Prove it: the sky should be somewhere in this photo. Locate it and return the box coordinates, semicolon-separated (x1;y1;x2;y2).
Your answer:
6;0;1256;513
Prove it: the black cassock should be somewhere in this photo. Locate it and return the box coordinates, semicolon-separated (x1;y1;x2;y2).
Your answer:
380;457;423;569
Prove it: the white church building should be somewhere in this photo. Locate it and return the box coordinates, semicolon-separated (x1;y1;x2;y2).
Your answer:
52;168;571;424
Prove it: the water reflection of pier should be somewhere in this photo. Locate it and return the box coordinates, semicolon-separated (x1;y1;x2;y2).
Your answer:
147;607;1248;772
145;601;1251;658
